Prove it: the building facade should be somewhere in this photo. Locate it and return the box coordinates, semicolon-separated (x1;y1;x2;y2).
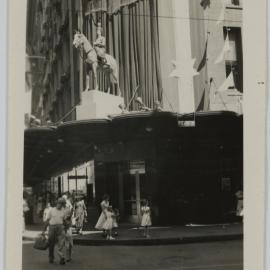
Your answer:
27;0;243;122
25;0;243;225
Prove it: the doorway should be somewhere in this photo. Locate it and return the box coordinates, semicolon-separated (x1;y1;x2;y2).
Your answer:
122;172;146;223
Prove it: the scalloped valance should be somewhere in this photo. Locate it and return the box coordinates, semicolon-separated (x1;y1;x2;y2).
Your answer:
86;0;139;15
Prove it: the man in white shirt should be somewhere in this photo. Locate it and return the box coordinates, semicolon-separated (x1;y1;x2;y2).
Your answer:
43;198;67;265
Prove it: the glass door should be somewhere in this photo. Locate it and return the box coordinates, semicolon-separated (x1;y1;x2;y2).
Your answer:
123;172;143;223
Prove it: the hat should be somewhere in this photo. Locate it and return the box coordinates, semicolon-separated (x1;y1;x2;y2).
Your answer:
62;195;67;200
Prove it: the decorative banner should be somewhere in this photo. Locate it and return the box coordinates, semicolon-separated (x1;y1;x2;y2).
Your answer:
217;71;235;92
214;33;230;64
197;39;208;72
169;59;199;78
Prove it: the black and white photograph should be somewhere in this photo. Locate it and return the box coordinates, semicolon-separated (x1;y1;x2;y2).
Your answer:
5;0;264;269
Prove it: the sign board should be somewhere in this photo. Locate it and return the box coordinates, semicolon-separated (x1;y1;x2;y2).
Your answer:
68;175;87;180
129;160;145;174
177;120;195;127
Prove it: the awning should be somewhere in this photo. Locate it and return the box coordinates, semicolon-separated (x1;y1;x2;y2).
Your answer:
24;111;242;184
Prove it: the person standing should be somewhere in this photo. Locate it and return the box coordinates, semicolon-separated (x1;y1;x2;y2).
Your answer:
95;194;110;237
235;188;243;219
43;198;67;265
62;195;74;263
103;206;115;240
23;197;29;233
74;196;87;234
141;199;152;238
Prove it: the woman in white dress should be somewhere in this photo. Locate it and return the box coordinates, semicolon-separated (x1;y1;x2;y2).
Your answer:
141;199;152;238
95;194;110;236
74;197;87;234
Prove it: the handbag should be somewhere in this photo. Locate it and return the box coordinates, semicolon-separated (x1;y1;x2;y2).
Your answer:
33;233;49;250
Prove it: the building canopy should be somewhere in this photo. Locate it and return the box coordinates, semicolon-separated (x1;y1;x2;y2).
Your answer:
24;111;242;185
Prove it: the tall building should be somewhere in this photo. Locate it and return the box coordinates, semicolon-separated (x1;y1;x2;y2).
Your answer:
27;0;243;123
25;0;243;225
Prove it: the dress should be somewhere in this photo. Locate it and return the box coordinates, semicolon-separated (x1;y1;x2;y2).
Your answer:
102;211;114;230
95;200;109;230
74;200;86;229
141;206;152;227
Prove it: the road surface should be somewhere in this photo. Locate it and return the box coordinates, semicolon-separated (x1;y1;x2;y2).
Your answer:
23;240;243;270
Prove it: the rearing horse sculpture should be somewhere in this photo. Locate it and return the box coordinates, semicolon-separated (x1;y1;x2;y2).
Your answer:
73;30;121;96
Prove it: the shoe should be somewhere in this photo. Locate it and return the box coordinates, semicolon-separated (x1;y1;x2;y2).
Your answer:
109;236;115;240
59;258;66;265
49;259;54;264
66;259;72;263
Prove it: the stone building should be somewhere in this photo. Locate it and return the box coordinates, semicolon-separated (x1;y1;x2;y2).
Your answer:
25;0;243;225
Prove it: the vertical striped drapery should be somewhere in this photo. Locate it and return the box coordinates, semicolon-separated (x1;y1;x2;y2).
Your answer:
84;0;162;110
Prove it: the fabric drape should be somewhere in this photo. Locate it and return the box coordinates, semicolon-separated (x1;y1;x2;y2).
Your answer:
84;0;162;109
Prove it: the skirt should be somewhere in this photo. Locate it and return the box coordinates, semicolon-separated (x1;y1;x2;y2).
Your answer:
103;218;113;230
95;212;106;230
141;214;152;227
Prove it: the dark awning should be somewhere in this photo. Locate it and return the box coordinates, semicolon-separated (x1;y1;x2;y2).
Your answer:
24;111;242;184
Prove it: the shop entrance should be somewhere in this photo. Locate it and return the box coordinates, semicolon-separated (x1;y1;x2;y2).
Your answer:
123;172;146;223
121;161;146;223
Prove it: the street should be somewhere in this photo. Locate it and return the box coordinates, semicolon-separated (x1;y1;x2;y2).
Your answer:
23;240;243;270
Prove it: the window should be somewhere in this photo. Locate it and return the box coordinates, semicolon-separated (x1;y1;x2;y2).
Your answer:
226;0;241;6
231;0;240;5
223;27;243;92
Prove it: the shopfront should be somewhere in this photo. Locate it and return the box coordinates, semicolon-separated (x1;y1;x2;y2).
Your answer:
24;111;243;225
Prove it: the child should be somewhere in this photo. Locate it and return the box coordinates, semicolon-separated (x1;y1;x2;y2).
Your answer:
103;206;115;240
112;208;120;237
141;199;152;238
43;202;52;223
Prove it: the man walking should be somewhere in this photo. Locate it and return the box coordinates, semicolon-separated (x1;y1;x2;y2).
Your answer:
43;198;67;265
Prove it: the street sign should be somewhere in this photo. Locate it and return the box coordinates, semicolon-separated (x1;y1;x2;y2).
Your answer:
129;160;145;174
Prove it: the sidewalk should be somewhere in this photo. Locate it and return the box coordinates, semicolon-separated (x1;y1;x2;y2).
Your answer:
23;223;243;246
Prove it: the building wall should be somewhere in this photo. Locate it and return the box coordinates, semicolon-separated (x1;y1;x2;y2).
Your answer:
26;0;84;124
158;0;243;114
27;0;243;125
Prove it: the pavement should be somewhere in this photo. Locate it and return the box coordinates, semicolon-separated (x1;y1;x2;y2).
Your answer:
23;222;243;246
23;240;243;270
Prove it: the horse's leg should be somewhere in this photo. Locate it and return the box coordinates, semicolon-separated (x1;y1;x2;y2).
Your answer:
92;62;99;90
85;73;90;91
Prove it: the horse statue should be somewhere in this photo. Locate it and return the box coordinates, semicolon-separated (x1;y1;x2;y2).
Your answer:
73;30;121;96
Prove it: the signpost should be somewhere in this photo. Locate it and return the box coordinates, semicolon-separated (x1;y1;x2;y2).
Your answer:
129;160;145;174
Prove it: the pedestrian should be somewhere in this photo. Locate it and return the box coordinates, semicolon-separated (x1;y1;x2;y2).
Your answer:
36;196;43;219
95;194;110;237
140;199;152;238
103;206;115;240
43;198;67;265
112;208;119;237
74;196;87;234
62;193;73;211
43;202;52;223
235;188;243;220
23;196;29;233
62;196;74;263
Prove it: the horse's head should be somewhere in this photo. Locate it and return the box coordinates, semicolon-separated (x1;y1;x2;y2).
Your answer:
73;30;84;49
